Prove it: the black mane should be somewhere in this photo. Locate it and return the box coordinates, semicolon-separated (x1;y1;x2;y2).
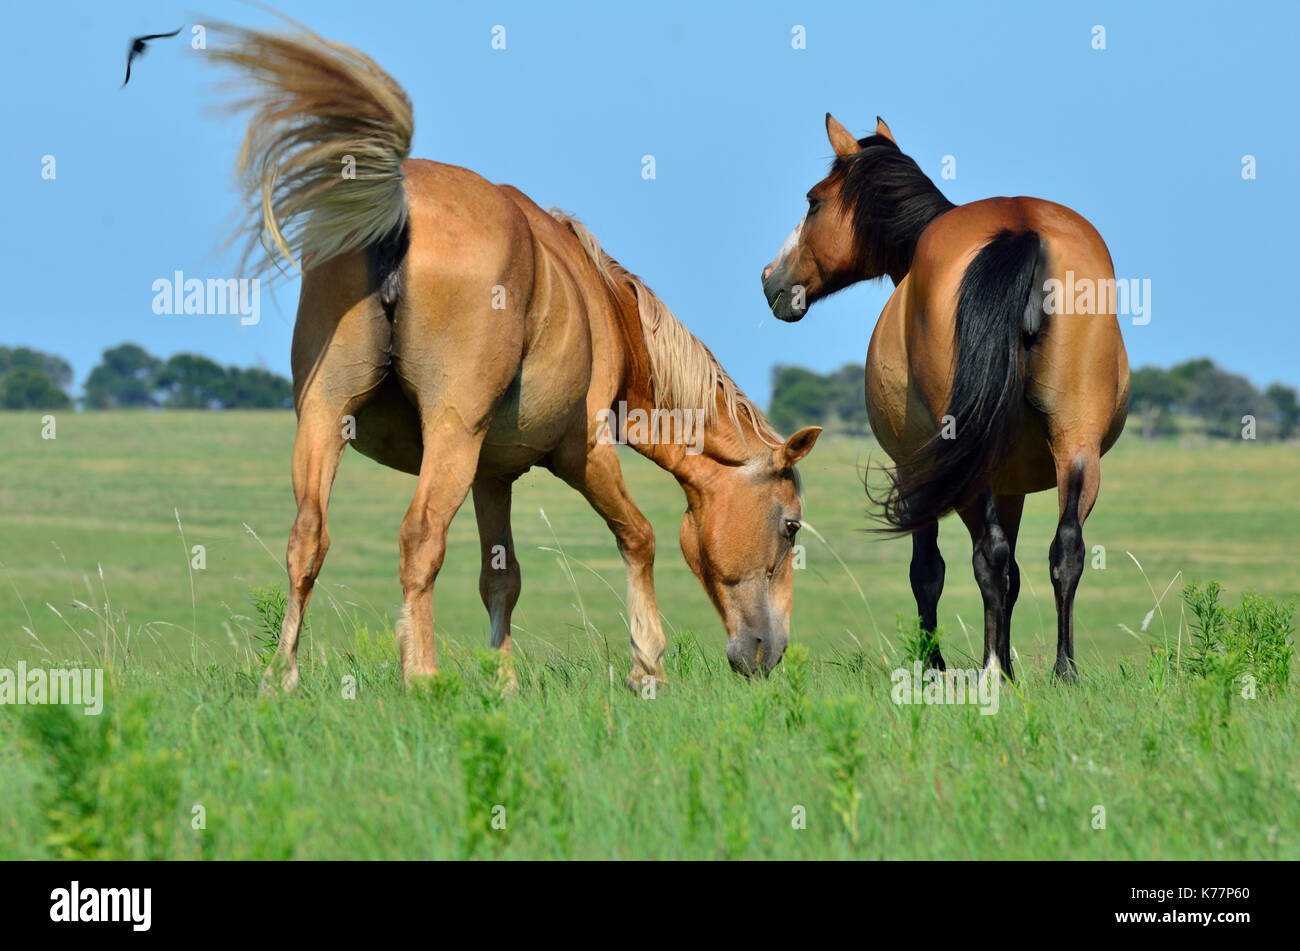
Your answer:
832;134;956;281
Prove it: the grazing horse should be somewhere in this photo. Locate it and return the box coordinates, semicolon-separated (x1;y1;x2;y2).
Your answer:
761;115;1128;680
211;22;821;691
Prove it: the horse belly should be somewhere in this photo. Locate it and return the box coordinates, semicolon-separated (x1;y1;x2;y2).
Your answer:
865;296;934;464
477;303;592;477
348;365;591;481
345;369;587;481
476;369;583;476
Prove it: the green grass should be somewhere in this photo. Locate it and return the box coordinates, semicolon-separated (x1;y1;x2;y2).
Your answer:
1;620;1295;859
0;410;1297;859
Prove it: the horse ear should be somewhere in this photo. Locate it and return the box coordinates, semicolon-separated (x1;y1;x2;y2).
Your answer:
825;114;860;159
875;116;896;144
779;426;822;468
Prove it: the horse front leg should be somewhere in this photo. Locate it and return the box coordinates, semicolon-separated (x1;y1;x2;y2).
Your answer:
551;436;666;690
472;475;522;686
908;521;946;670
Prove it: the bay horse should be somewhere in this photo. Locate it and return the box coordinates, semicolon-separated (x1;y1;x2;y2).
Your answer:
211;22;821;691
761;115;1129;680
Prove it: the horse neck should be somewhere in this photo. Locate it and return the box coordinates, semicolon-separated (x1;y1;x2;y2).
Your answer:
849;160;955;283
598;274;772;492
870;203;951;285
617;374;769;494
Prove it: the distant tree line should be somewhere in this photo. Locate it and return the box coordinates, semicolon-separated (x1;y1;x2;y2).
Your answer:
0;343;292;410
769;358;1299;441
768;364;871;437
0;347;74;410
1128;359;1297;440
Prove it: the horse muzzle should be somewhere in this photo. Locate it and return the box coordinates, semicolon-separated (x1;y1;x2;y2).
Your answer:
761;269;808;323
726;627;789;676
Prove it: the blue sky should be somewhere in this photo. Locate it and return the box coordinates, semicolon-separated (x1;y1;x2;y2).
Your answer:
4;0;1297;406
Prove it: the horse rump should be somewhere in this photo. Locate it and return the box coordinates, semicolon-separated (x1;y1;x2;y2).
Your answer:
872;228;1045;533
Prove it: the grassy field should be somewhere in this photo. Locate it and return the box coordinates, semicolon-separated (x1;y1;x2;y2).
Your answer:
1;411;1296;668
0;410;1296;859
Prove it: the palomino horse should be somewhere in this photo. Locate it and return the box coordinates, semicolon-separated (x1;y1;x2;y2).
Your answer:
212;22;820;691
761;115;1128;680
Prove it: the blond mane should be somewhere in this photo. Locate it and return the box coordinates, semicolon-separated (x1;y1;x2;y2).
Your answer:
555;213;782;449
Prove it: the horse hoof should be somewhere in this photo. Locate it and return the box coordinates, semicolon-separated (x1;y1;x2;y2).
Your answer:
624;672;667;697
403;670;440;692
259;662;298;696
1053;664;1079;684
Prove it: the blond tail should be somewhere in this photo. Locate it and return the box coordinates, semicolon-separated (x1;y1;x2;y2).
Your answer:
208;17;413;274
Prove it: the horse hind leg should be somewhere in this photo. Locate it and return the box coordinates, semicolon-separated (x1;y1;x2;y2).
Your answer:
1050;454;1096;682
265;413;347;694
396;423;487;684
960;488;1013;680
266;260;389;694
392;305;521;683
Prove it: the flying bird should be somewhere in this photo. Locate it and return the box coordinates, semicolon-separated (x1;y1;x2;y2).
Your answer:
122;26;183;87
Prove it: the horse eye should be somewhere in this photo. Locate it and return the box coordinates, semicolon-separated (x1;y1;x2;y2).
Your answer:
785;519;801;539
806;198;820;214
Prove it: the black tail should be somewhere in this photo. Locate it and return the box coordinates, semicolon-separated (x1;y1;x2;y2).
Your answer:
874;229;1046;533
